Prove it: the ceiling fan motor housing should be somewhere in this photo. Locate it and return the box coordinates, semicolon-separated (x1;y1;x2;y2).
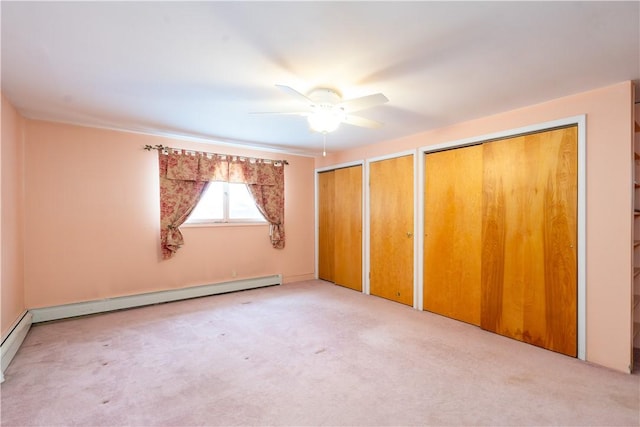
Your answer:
308;88;343;107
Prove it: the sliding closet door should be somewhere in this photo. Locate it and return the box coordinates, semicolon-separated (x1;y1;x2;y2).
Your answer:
424;145;483;325
318;170;335;282
481;126;578;356
370;155;414;306
333;166;363;291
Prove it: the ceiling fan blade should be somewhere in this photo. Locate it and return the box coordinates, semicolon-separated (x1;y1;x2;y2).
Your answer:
340;93;389;113
275;84;315;107
343;114;383;129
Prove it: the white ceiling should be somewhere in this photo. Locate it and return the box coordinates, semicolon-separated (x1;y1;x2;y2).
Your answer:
2;1;639;156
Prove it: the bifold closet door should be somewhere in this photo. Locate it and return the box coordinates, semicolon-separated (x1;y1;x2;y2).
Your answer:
318;170;335;282
333;166;363;291
481;126;578;357
370;155;414;306
424;145;483;325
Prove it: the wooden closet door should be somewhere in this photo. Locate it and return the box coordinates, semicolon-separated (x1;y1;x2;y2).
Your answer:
481;126;578;356
318;171;335;282
424;145;483;325
333;166;363;291
370;155;414;306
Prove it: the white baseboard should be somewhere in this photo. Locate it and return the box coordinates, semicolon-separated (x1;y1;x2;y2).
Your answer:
1;311;33;382
30;274;282;324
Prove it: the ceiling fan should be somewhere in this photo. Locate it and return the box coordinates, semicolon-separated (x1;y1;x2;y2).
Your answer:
259;84;389;133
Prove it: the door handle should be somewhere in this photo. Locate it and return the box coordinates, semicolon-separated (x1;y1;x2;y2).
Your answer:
407;232;413;238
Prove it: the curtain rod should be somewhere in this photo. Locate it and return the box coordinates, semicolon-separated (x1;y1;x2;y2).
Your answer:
143;144;289;165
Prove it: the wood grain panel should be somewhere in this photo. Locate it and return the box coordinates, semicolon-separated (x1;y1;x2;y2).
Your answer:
481;126;577;357
424;145;483;325
370;155;414;306
537;127;578;356
334;166;363;291
317;171;335;282
481;134;527;340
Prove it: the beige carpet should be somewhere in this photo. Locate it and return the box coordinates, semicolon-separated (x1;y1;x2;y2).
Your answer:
1;280;638;426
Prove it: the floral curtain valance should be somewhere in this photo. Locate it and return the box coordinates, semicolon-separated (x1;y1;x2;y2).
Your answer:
150;146;286;259
162;150;282;185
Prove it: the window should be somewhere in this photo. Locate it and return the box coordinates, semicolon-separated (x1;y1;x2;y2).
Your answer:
186;182;266;224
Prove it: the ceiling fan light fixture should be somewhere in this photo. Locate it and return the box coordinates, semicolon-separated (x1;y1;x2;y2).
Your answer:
307;107;345;133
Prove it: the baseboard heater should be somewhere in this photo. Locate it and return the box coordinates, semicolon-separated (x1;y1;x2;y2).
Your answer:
30;274;282;324
1;311;33;382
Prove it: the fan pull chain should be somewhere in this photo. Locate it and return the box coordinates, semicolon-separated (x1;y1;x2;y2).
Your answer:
323;133;327;157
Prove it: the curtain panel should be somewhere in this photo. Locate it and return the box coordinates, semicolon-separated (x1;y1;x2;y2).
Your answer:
246;162;285;249
158;149;285;259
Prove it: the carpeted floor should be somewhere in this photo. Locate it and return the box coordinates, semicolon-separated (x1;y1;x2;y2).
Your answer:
1;280;638;426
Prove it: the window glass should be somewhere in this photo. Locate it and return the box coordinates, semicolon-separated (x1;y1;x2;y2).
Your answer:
187;182;224;221
186;182;265;223
229;183;264;220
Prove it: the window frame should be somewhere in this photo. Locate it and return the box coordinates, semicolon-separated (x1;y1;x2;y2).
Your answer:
184;181;267;226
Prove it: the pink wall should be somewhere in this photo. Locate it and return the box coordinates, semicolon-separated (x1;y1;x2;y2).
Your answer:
317;81;635;373
1;95;26;337
23;120;315;309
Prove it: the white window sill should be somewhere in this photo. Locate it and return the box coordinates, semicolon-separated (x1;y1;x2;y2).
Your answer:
182;221;268;228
